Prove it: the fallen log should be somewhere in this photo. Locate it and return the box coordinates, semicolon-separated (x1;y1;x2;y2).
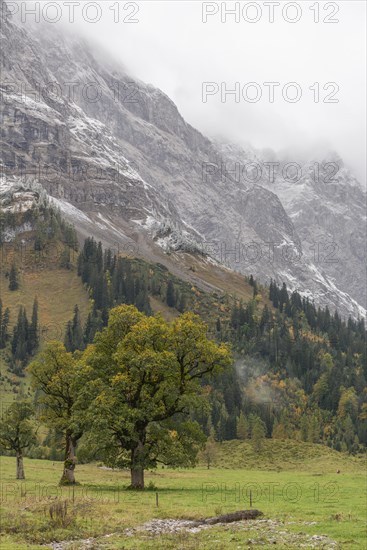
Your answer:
190;509;263;527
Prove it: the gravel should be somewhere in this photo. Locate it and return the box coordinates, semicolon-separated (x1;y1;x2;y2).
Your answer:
48;518;340;549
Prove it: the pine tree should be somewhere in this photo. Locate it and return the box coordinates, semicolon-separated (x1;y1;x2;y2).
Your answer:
104;248;112;272
270;281;279;308
1;307;10;348
83;311;102;345
34;224;47;252
64;321;73;352
269;279;274;301
11;307;29;368
203;428;217;469
230;304;239;329
259;305;271;333
96;241;103;272
125;276;135;304
0;299;3;348
166;280;175;308
177;293;187;313
237;412;250;440
64;305;84;352
94;272;109;311
135;288;151;315
28;297;39;355
9;263;19;291
0;300;8;349
251;415;266;452
59;247;71;270
71;305;84;351
279;282;289;312
217;404;229;442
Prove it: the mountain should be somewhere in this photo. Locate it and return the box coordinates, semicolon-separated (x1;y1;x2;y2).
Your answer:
215;143;367;318
0;0;365;320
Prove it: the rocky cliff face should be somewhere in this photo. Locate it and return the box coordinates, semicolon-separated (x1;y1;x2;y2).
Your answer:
0;1;365;319
216;142;366;316
270;155;366;313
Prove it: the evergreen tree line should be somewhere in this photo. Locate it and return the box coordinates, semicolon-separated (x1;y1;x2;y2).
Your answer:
269;280;366;350
223;278;366;452
0;202;78;263
33;205;78;255
0;299;10;349
236;412;267;451
9;298;39;375
8;263;19;291
78;239;151;319
66;239;190;352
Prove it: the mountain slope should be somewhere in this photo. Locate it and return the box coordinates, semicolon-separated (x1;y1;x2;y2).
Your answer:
0;0;365;319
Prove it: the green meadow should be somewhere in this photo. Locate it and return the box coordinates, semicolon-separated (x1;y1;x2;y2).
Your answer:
0;440;365;549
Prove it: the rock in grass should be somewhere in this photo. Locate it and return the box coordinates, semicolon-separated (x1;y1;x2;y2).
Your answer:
201;509;263;525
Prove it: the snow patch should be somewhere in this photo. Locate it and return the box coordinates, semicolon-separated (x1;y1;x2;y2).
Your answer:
49;197;91;223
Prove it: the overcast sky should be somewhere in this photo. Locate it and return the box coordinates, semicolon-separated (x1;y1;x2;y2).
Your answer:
32;1;367;182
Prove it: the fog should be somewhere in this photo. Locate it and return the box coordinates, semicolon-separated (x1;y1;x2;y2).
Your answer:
23;1;367;183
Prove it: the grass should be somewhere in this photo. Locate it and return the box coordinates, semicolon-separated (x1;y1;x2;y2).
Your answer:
0;268;90;336
0;264;90;405
211;438;364;471
149;296;179;322
0;440;365;549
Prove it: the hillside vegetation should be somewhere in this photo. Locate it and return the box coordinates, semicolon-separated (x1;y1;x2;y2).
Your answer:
1;202;366;457
0;206;90;403
202;438;363;472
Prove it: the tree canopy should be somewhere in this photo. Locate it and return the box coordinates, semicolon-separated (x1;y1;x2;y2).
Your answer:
81;305;232;488
0;401;37;479
28;342;85;484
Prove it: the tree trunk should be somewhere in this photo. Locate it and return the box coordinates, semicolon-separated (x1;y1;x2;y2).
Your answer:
16;450;25;480
130;439;145;490
60;433;77;485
